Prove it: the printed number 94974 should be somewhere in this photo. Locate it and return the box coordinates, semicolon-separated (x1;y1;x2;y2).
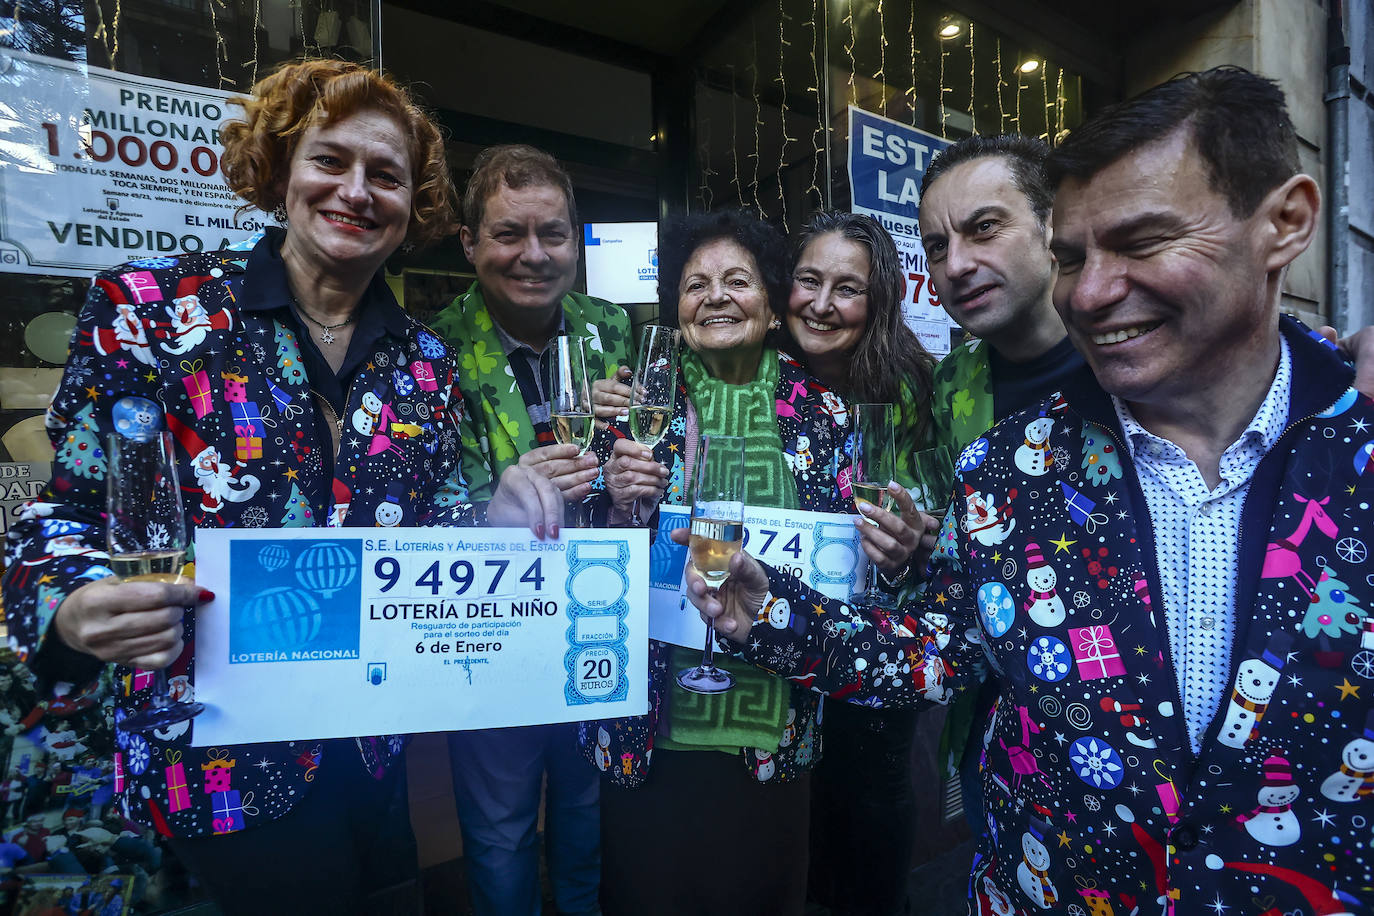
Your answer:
374;557;546;596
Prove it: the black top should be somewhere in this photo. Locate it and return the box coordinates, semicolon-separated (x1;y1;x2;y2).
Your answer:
989;334;1084;421
235;227;410;492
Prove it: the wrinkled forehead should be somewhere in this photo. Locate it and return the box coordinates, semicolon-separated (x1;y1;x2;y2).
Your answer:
922;156;1031;222
1050;130;1211;234
480;180;573;229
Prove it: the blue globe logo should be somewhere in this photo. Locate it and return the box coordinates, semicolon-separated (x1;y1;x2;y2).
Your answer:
243;586;322;648
258;544;290;572
295;542;359;597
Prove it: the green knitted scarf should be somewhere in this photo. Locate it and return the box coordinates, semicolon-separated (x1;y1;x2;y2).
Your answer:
661;348;798;755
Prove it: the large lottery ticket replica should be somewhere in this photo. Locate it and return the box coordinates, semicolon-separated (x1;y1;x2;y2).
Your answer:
193;528;649;745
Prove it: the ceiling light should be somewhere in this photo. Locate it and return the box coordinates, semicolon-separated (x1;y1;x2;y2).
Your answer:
1019;59;1042;73
939;22;962;39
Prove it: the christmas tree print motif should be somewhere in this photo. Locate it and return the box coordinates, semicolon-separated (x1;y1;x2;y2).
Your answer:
1080;426;1123;487
665;452;686;504
57;404;106;481
1300;567;1367;639
274;322;306;386
37;581;72;630
278;482;314;528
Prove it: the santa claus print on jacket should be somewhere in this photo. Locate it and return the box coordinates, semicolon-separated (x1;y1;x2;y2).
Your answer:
734;321;1374;914
3;237;478;839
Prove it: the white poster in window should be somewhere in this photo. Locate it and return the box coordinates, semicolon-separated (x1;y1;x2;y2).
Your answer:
584;222;659;305
0;49;273;278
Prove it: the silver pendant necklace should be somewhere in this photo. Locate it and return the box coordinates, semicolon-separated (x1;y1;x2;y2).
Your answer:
296;302;358;344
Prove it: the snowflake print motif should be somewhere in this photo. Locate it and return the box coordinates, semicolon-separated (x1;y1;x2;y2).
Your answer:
114;710;131;750
1028;636;1072;682
125;734;151;775
128;256;179;269
1083;794;1101;811
1352;650;1374;680
1052;445;1072;468
1072;590;1092;609
241;506;269;528
1337;537;1368;564
946;582;964;600
1069;736;1124;789
387;735;405;755
146;522;171;550
250;341;267;363
958;437;989;473
66;355;95;386
416;331;447;359
871;652;906;687
373;351;390;368
822;619;841;638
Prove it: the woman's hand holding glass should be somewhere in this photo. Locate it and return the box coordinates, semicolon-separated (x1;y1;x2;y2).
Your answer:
603;438;669;525
53;577;211;670
854;482;935;575
671;527;769;646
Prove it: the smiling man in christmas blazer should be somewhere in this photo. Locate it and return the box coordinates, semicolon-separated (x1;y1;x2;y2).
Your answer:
694;67;1374;914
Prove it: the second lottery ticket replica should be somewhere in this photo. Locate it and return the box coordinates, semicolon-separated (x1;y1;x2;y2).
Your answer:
191;527;649;745
648;504;867;649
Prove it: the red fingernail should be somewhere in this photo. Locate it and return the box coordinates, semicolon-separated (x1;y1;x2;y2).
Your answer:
535;523;545;539
198;588;216;603
551;524;560;539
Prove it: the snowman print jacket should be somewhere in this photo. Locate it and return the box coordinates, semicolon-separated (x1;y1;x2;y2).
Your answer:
2;234;478;839
735;319;1374;914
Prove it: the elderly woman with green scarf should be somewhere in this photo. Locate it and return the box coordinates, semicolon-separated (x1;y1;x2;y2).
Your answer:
581;209;859;916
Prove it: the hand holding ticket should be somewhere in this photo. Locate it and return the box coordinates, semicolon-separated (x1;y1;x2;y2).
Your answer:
192;527;648;745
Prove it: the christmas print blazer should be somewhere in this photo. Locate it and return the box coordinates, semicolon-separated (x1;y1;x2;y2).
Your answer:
737;320;1374;914
2;238;477;839
579;350;855;788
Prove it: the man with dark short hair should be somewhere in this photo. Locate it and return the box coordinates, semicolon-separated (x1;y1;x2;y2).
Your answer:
919;133;1080;457
695;67;1374;913
917;136;1086;828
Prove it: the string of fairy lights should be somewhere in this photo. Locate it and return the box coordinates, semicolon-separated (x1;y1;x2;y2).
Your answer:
776;0;796;230
74;0;1075;220
694;1;1076;216
82;0;360;90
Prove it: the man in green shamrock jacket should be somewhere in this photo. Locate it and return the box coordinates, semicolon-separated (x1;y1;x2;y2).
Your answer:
430;144;632;916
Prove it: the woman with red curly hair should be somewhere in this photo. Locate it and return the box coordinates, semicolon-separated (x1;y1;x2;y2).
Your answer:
1;59;562;913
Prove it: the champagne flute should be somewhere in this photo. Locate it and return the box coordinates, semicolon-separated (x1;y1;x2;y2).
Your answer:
107;426;205;732
549;335;594;527
849;403;898;609
677;433;745;694
914;445;956;514
626;325;679;526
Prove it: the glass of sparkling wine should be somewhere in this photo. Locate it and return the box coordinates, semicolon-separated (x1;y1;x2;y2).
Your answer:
914;445;955;514
677;433;746;694
627;325;679;526
107;429;206;731
550;334;595;527
850;402;898;609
